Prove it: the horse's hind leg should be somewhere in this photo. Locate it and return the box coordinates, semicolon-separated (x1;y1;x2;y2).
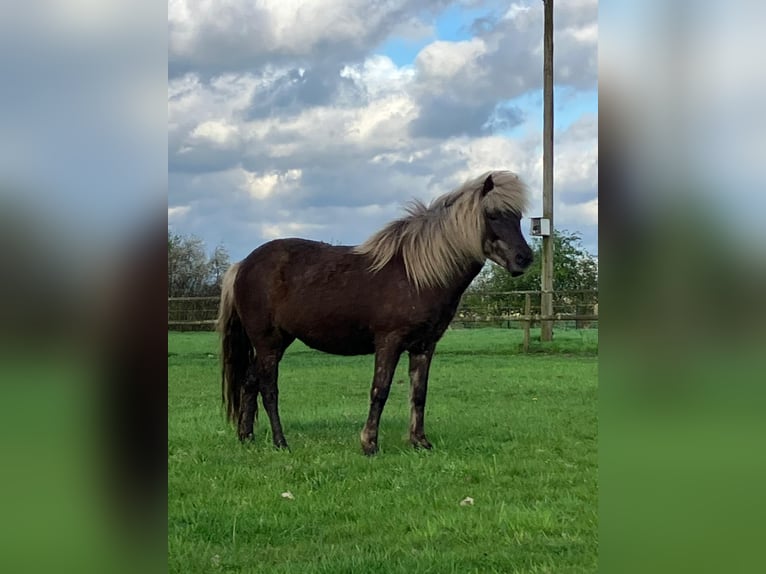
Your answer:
257;334;294;449
238;362;258;441
257;354;288;449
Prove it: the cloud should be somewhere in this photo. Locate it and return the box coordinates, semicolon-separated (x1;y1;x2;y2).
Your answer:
410;96;525;138
340;56;416;99
168;0;450;76
400;1;597;139
168;205;191;220
240;168;302;200
558;197;598;227
415;38;488;85
168;0;598;260
261;221;326;241
553;114;598;198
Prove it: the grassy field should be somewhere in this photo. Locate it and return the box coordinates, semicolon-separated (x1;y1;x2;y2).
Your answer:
169;328;598;573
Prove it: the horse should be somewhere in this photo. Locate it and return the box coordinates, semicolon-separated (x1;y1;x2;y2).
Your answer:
217;171;533;455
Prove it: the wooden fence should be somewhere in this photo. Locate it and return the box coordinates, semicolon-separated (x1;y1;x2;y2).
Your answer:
167;296;220;330
169;291;598;345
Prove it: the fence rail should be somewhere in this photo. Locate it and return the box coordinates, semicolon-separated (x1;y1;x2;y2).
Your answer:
167;319;218;328
169;290;598;335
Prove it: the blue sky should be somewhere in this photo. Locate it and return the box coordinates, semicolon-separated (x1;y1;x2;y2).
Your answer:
379;2;492;64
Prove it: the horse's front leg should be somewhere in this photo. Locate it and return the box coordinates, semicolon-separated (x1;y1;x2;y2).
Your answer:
360;343;401;455
408;346;435;450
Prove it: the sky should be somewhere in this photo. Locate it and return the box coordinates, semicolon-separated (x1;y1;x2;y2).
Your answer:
168;0;598;262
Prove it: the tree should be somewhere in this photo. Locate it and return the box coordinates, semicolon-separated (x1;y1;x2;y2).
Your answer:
168;231;231;297
207;244;231;295
463;230;598;326
472;229;597;294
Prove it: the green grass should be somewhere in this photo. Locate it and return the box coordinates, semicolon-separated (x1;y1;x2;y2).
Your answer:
169;329;598;573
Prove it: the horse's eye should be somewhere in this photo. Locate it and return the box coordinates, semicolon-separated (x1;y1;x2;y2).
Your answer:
487;213;500;221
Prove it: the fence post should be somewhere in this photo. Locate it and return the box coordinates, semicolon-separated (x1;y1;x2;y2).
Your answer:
523;293;531;353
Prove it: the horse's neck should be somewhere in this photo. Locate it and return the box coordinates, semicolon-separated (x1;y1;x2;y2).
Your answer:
447;261;485;299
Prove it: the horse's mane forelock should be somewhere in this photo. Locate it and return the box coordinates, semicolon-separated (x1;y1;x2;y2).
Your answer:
354;170;529;290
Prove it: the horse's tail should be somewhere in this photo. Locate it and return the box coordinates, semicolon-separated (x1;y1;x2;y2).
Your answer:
217;262;254;425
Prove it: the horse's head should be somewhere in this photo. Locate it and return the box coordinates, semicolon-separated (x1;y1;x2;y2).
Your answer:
480;174;534;277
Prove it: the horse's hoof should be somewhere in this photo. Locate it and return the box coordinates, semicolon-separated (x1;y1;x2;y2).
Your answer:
411;437;433;450
238;431;254;442
273;440;290;451
361;442;379;456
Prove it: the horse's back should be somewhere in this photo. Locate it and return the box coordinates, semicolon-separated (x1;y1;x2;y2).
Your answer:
234;239;386;354
238;238;362;289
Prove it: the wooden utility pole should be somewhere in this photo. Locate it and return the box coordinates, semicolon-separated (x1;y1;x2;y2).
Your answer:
541;0;554;341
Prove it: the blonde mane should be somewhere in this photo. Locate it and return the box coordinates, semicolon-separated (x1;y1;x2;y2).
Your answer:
354;170;529;290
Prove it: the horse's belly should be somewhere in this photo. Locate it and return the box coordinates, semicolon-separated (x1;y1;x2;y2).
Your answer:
297;331;375;356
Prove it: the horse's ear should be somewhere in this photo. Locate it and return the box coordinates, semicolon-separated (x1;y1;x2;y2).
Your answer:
482;174;494;196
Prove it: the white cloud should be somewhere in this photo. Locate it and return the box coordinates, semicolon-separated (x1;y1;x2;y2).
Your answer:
341;55;415;98
415;38;488;84
555;114;598;195
503;3;532;21
261;221;326;241
239;168;302;200
570;22;598;45
167;1;598;260
558;197;598;227
168;72;266;129
439;135;536;189
168;205;191;219
169;0;448;73
188;120;240;148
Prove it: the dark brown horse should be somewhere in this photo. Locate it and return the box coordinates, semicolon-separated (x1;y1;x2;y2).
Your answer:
218;171;533;454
